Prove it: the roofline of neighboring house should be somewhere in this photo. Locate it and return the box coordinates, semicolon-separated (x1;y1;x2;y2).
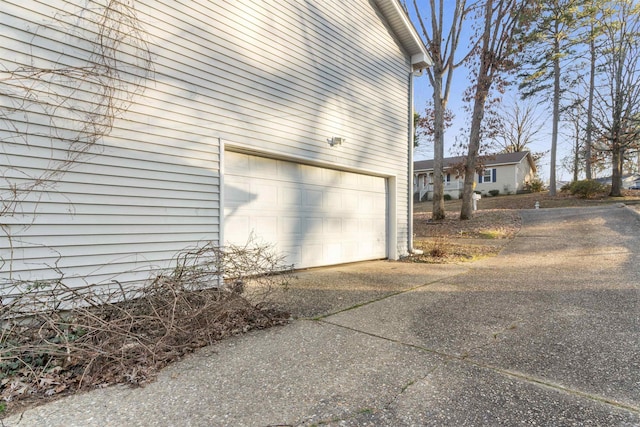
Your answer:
595;174;640;182
374;0;432;70
488;158;537;173
414;152;536;173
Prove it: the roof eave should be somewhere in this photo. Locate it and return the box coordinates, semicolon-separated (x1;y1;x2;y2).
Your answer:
414;152;538;173
374;0;432;70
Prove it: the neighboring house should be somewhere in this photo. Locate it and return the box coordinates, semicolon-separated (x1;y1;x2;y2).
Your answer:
413;152;537;201
595;174;640;189
0;1;430;291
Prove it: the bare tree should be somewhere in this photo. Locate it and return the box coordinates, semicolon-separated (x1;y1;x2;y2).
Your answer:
414;102;455;159
518;0;588;195
591;0;640;196
412;0;472;220
562;95;586;181
580;0;605;179
459;0;532;220
489;97;544;155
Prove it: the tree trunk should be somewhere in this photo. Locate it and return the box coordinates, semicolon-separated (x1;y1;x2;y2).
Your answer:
460;104;484;220
431;77;446;220
549;33;561;196
610;146;623;196
573;131;579;182
460;0;494;220
460;76;490;220
585;35;596;180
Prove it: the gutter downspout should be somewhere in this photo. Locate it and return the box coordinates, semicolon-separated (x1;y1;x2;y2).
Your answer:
408;69;423;256
218;138;225;287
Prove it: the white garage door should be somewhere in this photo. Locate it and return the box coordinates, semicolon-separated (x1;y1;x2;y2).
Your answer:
224;151;387;269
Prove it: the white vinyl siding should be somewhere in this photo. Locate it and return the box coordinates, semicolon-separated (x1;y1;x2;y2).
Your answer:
1;0;414;288
1;0;222;287
137;0;413;257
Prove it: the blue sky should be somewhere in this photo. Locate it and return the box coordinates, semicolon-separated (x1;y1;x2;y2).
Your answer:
406;4;565;182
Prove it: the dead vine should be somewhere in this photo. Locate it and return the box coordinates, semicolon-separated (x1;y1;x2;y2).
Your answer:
0;0;152;225
0;240;293;407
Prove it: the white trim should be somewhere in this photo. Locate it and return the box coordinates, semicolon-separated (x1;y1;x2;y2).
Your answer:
411;53;430;67
219;138;225;247
374;0;432;70
218;138;225;287
407;71;414;254
222;144;398;262
224;143;391;178
387;175;398;260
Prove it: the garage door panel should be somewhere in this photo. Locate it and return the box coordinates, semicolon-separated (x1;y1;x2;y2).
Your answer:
359;193;375;211
278;186;303;207
342;218;359;233
301;243;322;266
225;152;254;175
224;152;387;269
253;183;278;202
302;164;323;181
277;160;302;181
249;155;274;176
325;217;342;233
280;217;302;237
225;181;255;205
326;191;343;208
304;190;323;208
224;215;250;243
279;245;302;265
342;171;359;187
254;216;277;237
304;217;324;236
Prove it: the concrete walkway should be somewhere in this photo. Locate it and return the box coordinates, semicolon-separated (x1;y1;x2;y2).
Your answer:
5;205;640;426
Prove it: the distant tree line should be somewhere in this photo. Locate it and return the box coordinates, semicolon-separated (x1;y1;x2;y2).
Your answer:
410;0;640;217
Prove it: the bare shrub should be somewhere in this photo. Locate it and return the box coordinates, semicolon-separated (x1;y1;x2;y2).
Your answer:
429;239;449;258
0;240;293;405
524;178;545;193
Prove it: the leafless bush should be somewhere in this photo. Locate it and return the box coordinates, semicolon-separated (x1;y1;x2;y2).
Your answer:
428;238;449;258
0;240;293;406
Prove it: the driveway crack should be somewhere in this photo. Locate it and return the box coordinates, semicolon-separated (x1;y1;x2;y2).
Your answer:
318;319;640;416
309;272;470;321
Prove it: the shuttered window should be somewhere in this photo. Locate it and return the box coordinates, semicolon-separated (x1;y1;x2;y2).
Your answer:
478;168;497;183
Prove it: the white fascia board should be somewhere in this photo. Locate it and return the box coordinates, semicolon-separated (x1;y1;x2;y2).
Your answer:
375;0;432;70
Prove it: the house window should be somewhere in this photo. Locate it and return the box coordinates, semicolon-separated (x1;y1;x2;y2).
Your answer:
439;173;451;183
479;168;496;183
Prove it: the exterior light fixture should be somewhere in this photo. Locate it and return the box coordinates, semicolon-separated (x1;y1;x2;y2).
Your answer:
329;137;345;146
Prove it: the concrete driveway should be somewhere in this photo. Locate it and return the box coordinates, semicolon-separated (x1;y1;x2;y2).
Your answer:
5;205;640;426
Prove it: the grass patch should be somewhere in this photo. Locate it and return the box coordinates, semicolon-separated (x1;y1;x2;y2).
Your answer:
478;229;509;239
409;239;502;264
410;191;640;265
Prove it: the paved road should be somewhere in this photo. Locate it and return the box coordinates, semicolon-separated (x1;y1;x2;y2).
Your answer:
4;205;640;426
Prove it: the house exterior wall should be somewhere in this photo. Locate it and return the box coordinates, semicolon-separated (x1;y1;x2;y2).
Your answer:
515;160;536;192
475;159;535;195
1;0;416;289
414;156;536;200
476;165;517;195
413;172;463;201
